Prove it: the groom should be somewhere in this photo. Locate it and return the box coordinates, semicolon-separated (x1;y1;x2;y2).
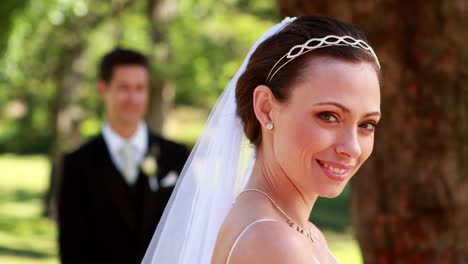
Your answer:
58;48;188;264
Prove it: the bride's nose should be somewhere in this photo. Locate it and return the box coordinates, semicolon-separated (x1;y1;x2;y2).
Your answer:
335;128;361;159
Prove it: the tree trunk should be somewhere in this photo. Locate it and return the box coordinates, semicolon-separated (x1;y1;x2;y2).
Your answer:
146;0;177;134
277;1;468;263
44;44;85;220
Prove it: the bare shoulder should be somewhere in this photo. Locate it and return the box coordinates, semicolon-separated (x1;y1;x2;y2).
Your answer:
228;220;311;264
307;222;339;263
308;222;327;243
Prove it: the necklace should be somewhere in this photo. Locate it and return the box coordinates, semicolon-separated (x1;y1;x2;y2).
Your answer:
239;188;317;243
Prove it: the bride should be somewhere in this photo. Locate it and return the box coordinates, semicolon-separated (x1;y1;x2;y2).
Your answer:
143;15;381;263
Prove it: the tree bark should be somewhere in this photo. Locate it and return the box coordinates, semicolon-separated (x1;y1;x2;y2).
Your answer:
145;0;177;134
277;1;468;263
44;44;85;220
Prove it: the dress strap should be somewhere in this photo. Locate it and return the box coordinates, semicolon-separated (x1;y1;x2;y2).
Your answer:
226;219;278;264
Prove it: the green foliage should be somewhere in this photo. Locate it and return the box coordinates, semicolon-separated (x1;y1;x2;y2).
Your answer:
169;10;275;106
0;0;281;154
168;0;279;106
0;0;29;56
311;188;352;231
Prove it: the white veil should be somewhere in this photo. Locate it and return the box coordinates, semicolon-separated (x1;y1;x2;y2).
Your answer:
142;18;296;264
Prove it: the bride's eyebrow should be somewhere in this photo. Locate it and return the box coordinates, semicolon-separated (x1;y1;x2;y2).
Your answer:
313;101;351;113
313;101;381;118
363;111;381;118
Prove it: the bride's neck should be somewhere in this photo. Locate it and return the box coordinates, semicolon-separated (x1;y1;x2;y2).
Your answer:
246;149;317;228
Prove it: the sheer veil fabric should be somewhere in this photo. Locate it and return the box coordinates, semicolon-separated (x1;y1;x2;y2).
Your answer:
142;18;296;264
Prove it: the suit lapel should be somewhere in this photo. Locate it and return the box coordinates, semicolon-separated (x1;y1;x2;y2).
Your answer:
140;133;164;233
97;135;137;233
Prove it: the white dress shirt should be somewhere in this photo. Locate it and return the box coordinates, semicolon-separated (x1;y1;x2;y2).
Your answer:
102;122;148;185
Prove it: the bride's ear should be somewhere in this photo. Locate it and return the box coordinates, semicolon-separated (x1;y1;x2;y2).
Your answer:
253;85;276;129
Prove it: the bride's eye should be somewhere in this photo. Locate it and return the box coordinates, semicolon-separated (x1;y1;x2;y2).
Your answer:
359;122;377;132
317;112;338;123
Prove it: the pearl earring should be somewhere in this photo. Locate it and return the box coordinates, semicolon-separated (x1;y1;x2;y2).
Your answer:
266;122;274;130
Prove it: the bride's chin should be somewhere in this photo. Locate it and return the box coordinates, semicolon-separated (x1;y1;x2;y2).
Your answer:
321;192;341;199
315;187;344;199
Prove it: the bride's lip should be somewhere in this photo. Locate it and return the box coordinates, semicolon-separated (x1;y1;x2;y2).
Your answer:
315;159;354;181
316;159;355;169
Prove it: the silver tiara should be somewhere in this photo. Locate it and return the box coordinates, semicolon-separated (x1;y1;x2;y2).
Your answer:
266;35;381;84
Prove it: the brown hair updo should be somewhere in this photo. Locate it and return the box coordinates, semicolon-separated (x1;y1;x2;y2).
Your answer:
235;16;379;147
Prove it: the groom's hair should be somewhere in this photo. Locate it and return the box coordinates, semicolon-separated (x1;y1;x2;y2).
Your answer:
99;48;150;82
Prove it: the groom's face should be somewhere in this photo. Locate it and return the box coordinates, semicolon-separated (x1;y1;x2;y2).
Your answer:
98;65;149;128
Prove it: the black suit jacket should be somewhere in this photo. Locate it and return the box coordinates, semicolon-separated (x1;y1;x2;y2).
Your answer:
58;131;188;264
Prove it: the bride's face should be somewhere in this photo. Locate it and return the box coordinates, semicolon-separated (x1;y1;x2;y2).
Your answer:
270;57;381;198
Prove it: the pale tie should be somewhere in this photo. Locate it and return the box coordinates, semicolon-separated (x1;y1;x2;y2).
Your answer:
119;142;138;185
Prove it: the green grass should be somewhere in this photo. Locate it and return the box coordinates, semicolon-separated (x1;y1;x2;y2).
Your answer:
0;155;58;264
325;229;363;263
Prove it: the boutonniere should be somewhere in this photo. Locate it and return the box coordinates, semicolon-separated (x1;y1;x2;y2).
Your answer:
141;144;160;191
141;154;158;177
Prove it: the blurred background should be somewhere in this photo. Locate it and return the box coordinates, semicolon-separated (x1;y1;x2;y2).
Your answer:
0;0;466;263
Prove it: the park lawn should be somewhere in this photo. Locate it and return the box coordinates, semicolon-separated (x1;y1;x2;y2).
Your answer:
0;115;362;263
0;155;58;264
